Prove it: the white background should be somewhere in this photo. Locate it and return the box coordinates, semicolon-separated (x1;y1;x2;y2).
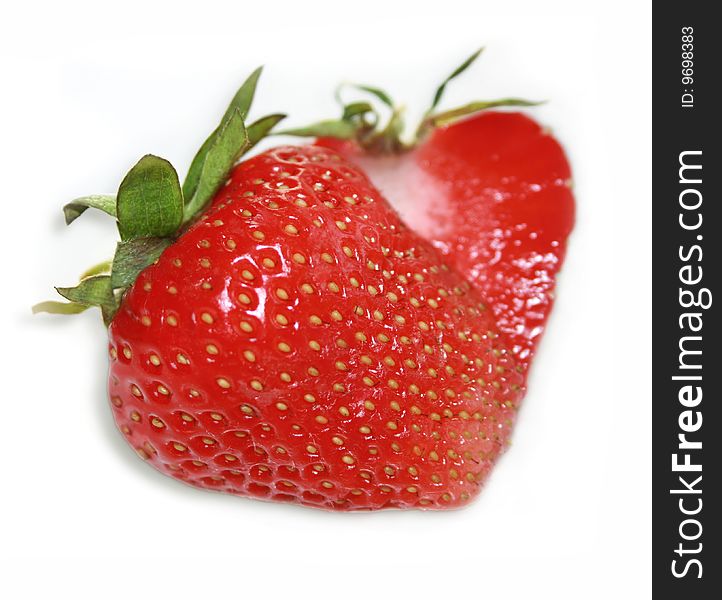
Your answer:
1;1;651;597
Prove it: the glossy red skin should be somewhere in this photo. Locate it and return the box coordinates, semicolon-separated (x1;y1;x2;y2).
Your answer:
108;145;524;510
318;111;575;368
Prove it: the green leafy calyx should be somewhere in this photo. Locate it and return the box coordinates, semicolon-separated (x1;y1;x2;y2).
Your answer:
281;48;541;153
34;67;285;325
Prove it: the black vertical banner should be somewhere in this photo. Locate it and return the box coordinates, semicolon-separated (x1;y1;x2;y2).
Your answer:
653;2;720;596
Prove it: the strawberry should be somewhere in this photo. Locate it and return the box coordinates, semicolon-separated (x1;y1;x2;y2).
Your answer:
36;68;525;510
285;49;575;370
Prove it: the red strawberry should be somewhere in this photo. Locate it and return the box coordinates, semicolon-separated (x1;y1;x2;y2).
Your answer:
36;69;525;511
108;145;524;510
287;50;575;370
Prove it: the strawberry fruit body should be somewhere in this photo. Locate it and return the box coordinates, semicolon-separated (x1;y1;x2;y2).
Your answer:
108;145;524;510
37;54;572;511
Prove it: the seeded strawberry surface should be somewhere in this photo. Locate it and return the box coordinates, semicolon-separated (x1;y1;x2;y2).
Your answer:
108;145;524;510
318;111;575;369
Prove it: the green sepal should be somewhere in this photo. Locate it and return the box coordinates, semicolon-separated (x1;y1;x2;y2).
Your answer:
63;195;117;225
116;155;183;241
183;107;248;222
223;66;264;121
32;301;89;316
279;119;357;139
352;84;394;108
182;67;263;200
247;113;286;147
342;102;375;121
427;47;483;116
110;237;172;289
416;49;540;137
56;275;112;305
55;275;118;325
422;98;542;132
79;260;112;279
182;133;217;205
